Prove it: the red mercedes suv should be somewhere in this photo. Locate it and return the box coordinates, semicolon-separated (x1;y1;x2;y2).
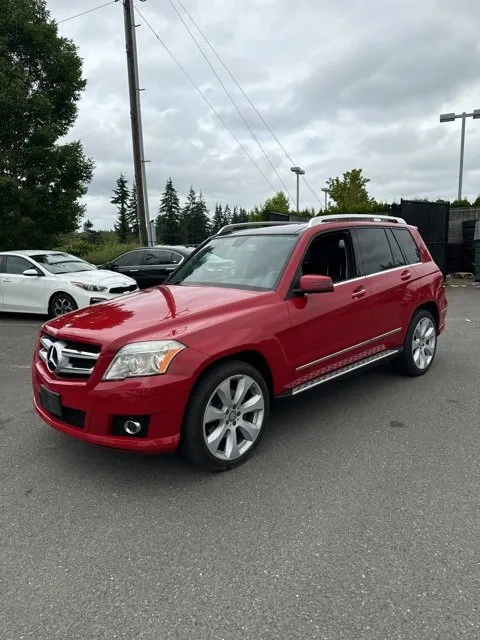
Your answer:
32;215;448;471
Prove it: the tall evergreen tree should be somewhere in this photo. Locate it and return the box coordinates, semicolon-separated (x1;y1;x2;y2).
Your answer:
156;178;182;244
188;192;210;244
238;207;249;223
231;206;240;224
211;204;225;234
112;174;130;242
223;204;232;225
180;186;197;244
126;182;139;239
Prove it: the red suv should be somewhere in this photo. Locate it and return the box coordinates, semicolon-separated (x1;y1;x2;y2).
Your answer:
32;215;448;471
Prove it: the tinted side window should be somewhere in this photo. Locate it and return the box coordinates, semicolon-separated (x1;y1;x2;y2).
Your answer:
386;229;406;267
393;228;422;265
114;250;145;267
355;228;395;275
144;250;172;265
6;256;33;274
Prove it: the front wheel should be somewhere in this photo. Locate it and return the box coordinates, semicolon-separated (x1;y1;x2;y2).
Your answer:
180;361;270;471
392;309;437;376
49;293;78;318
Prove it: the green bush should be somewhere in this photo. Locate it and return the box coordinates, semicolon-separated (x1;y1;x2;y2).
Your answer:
55;240;138;265
82;241;138;266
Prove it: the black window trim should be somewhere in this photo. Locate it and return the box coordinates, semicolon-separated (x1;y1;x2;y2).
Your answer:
385;228;407;268
286;228;360;299
391;227;423;266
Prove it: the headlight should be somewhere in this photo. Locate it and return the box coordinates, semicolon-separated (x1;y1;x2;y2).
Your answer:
103;341;186;380
72;282;108;292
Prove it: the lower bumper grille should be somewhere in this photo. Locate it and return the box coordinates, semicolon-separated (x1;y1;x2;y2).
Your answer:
109;284;137;294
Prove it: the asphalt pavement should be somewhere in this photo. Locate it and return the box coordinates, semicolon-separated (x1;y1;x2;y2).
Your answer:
1;286;479;640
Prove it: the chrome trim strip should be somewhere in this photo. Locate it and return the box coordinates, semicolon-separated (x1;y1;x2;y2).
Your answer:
292;349;399;395
62;348;100;360
296;328;402;372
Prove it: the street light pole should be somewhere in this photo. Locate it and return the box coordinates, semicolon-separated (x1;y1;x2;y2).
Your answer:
440;109;480;201
321;187;328;211
290;166;305;213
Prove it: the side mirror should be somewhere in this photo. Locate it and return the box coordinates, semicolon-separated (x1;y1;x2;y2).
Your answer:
297;274;334;294
23;268;42;277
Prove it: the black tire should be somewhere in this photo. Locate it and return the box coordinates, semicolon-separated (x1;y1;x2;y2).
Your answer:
49;293;78;318
180;360;270;472
391;309;437;377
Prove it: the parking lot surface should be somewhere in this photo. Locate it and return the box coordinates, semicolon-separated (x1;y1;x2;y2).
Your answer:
1;286;479;640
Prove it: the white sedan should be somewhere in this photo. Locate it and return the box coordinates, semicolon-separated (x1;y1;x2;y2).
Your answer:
0;250;139;317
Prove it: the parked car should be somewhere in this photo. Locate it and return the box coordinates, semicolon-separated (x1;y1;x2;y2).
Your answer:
33;215;448;471
100;245;194;289
0;250;138;316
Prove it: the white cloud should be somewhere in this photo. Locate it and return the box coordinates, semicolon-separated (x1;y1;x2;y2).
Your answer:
48;0;480;228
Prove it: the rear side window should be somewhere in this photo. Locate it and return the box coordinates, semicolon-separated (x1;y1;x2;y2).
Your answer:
392;228;422;264
355;228;395;275
144;250;172;265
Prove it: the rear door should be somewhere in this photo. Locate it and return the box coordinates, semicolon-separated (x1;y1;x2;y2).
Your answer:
141;249;177;287
352;226;417;349
1;255;46;312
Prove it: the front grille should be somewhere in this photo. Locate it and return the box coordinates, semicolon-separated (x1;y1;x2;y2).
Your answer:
39;334;101;379
109;284;137;294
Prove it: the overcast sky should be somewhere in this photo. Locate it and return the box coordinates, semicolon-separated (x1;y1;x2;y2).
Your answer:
48;0;480;229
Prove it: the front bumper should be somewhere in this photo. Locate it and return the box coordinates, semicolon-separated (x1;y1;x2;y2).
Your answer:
32;351;203;454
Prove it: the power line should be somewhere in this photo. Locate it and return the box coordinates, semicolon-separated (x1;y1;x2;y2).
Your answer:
174;0;323;207
132;3;278;194
167;0;295;203
57;1;118;25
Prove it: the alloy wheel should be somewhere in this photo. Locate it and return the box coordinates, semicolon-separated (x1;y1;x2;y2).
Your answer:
203;374;266;461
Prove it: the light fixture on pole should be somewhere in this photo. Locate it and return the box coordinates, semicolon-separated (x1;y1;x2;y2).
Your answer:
440;109;480;201
290;166;305;213
321;187;329;211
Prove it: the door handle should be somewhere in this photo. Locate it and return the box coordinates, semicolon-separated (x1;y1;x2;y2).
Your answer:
2;278;12;282
400;270;411;281
352;287;366;299
128;269;139;273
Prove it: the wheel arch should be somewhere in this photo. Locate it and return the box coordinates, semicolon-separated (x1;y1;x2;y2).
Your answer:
413;301;439;329
48;291;78;316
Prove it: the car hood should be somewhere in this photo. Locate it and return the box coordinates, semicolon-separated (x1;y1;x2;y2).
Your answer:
45;284;276;353
55;270;137;286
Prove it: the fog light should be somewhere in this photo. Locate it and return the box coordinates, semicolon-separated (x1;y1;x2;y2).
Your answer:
111;415;150;437
124;420;142;435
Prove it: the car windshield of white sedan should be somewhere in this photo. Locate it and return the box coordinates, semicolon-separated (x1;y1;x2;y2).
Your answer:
169;234;298;291
32;253;96;274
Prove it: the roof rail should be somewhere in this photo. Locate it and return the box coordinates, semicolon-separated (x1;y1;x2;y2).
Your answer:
216;221;302;236
308;214;406;227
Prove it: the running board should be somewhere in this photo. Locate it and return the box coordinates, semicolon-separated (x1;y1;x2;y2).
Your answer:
291;349;400;396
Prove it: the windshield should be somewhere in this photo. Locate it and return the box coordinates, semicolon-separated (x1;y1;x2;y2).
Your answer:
169;234;298;291
32;253;97;274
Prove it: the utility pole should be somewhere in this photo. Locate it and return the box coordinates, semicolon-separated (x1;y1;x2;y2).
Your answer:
123;0;151;246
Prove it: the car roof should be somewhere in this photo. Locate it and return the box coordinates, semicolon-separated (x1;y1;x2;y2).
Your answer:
0;250;74;256
219;218;410;238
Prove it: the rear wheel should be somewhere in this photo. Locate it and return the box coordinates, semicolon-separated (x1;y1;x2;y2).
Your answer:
49;293;78;318
180;361;270;471
392;309;437;376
